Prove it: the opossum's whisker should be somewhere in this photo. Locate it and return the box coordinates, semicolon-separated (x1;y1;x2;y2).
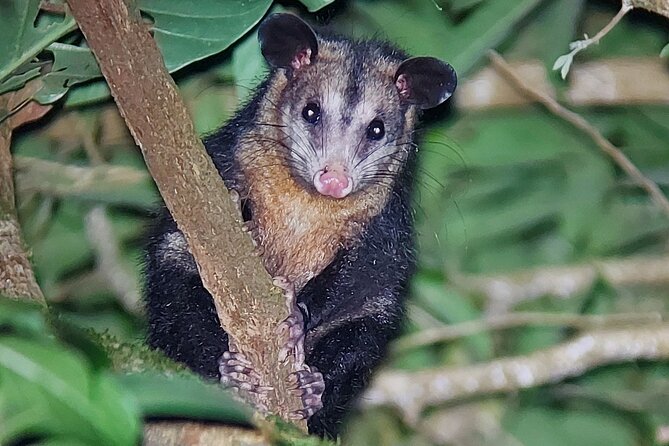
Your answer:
262;95;318;159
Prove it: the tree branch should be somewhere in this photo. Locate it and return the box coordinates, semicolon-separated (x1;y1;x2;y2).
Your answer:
366;325;669;424
64;0;304;425
631;0;669;18
489;50;669;218
393;311;665;352
450;254;669;314
85;205;142;314
457;58;669;110
0;82;49;304
143;422;269;446
13;156;149;200
565;1;633;60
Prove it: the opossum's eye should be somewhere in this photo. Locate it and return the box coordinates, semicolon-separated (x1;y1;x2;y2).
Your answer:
302;102;321;124
366;119;385;141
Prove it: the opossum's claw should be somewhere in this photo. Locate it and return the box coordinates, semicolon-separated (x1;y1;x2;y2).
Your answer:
219;350;273;404
288;365;325;420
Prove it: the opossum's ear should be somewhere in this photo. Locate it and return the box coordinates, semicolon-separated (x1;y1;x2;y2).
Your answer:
394;57;457;109
259;13;318;71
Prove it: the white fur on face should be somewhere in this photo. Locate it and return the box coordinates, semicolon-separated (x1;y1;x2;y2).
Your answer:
284;71;405;195
271;39;413;196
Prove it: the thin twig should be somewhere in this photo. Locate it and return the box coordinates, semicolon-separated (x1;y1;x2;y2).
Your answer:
144;421;269;446
578;1;632;49
393;311;665;353
489;51;669;218
458;58;669;110
553;1;633;78
450;254;669;314
13;156;149;199
366;325;669;424
85;206;142;315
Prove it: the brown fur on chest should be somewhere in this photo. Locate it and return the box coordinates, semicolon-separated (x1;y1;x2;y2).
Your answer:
238;135;388;290
234;53;412;290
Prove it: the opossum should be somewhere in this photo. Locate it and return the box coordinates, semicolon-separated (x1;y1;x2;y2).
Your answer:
144;13;456;438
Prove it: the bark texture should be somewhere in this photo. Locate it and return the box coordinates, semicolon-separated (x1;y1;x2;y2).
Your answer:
64;0;304;425
143;422;269;446
0;86;47;304
366;326;669;423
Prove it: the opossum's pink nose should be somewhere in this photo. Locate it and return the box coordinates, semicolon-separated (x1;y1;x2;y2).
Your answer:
314;167;353;198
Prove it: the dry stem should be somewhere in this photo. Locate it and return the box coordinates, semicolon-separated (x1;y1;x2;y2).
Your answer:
451;254;669;313
393;311;665;352
489;51;669;218
85;206;142;314
367;325;669;424
13;156;148;200
458;58;669;109
143;421;269;446
573;1;632;51
0;86;47;304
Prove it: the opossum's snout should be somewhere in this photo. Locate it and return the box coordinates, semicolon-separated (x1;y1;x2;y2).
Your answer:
313;165;353;199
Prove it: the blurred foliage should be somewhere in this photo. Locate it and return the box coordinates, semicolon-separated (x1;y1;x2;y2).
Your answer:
2;0;669;445
0;299;252;445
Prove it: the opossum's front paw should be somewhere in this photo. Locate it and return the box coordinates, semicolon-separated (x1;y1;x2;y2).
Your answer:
288;366;325;420
219;351;273;398
273;276;306;366
277;310;306;365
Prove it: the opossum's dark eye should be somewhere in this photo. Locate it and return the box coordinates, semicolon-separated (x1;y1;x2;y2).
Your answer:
302;102;320;124
366;119;385;141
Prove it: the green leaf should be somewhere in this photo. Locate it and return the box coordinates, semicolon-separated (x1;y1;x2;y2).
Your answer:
0;64;41;95
343;0;542;77
661;42;669;58
505;406;637;446
508;0;585;67
0;336;140;445
65;0;274;106
559;153;611;242
35;43;103;104
0;0;76;87
36;440;92;446
415;108;646;273
298;0;336;12
28;200;92;290
117;373;252;423
0;299;47;338
232;27;266;102
186;79;234;134
343;0;454;59
63;80;112;108
443;0;544;75
553;52;575;79
449;0;486;13
411;273;491;360
140;0;272;73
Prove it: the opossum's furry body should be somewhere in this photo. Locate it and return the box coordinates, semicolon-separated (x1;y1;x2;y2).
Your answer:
144;13;456;437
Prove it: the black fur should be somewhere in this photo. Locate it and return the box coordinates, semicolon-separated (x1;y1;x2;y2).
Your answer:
145;30;417;438
300;166;415;436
